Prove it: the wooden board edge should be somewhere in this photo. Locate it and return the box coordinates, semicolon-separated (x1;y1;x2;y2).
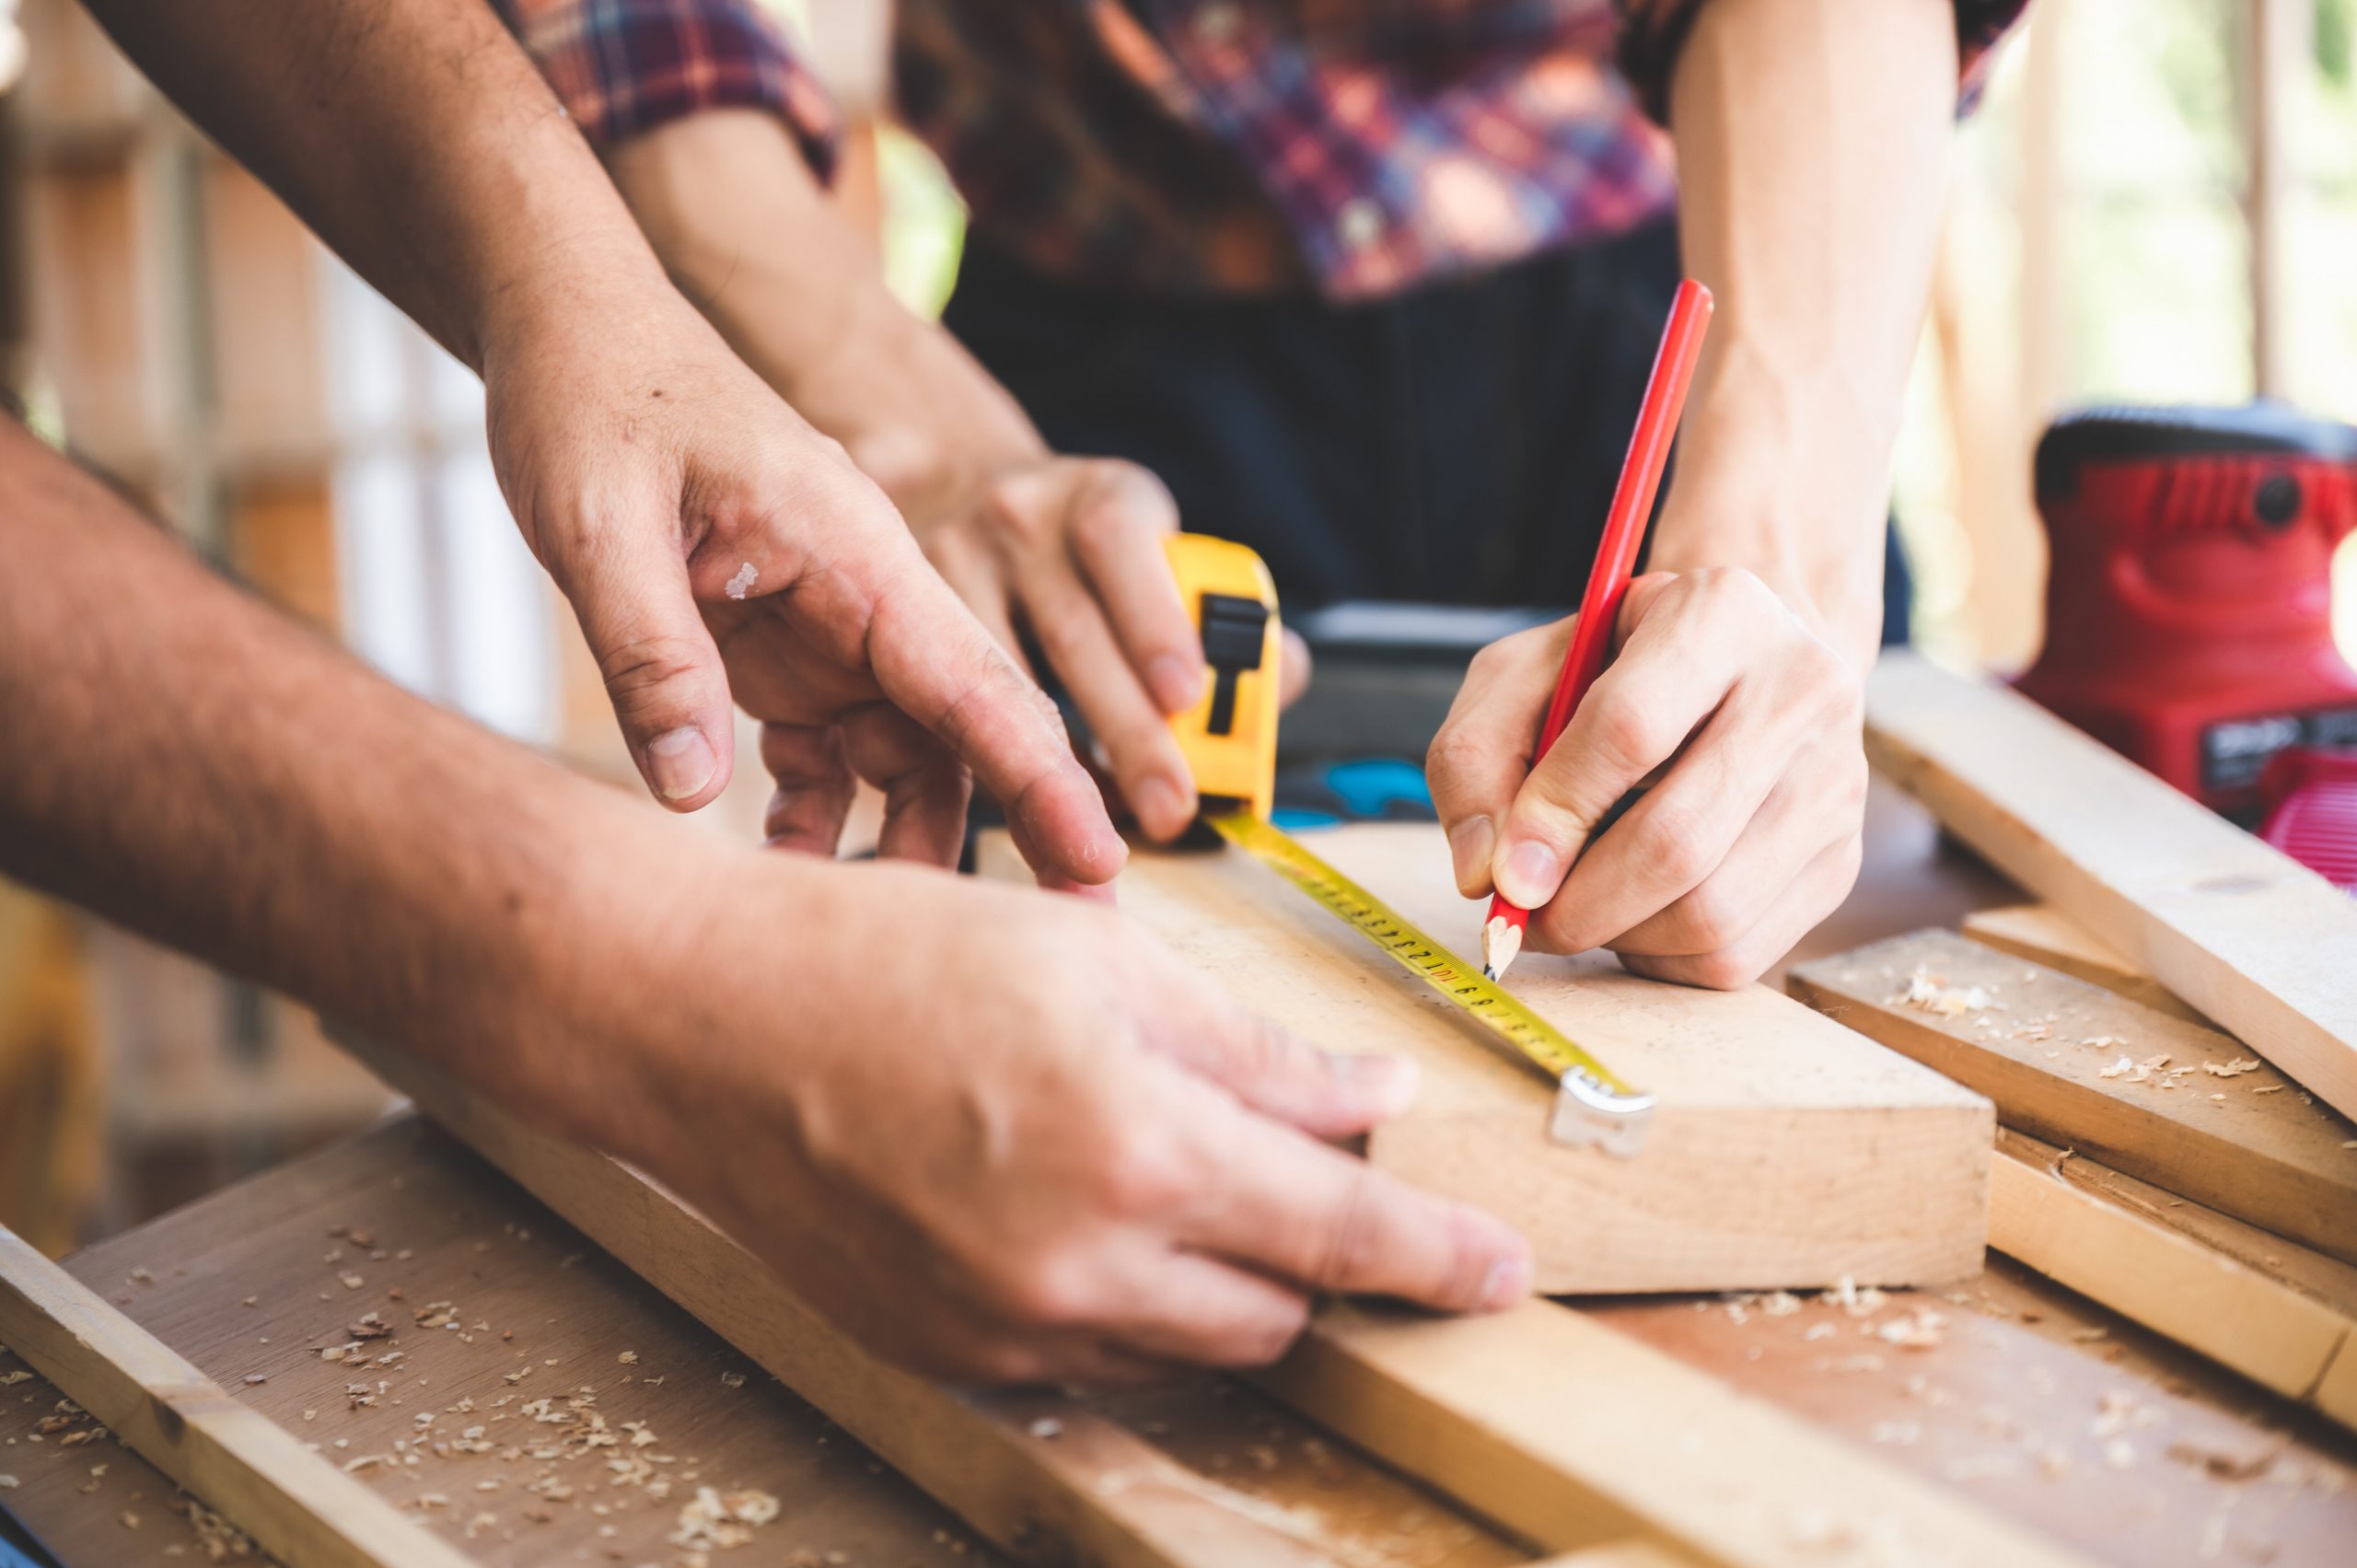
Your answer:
0;1222;479;1568
1958;904;2210;1026
1988;1136;2353;1429
1251;1301;2096;1568
1783;935;2357;1270
1863;652;2357;1125
336;1035;1366;1568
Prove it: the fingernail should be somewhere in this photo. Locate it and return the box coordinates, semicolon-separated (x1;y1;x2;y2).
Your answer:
1493;840;1561;909
1480;1250;1533;1310
1132;774;1190;838
644;726;717;801
1146;654;1205;713
1333;1052;1421;1119
1446;814;1495;895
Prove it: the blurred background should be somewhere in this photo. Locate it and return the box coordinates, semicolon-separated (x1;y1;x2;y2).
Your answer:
0;0;2353;1254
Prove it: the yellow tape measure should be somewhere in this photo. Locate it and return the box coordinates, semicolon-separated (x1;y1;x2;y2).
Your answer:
1159;520;1651;1155
1207;811;1654;1156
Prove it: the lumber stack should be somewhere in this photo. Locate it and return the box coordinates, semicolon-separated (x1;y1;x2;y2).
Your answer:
1785;655;2357;1432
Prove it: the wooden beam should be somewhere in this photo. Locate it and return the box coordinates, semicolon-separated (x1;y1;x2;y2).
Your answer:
1960;903;2209;1025
1251;1300;2095;1568
0;1222;474;1568
1788;930;2357;1266
1864;653;2357;1122
346;1038;2089;1568
979;827;1991;1293
338;1037;1391;1568
1990;1130;2357;1431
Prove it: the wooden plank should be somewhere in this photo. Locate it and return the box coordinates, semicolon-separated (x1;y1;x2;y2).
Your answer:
1787;930;2357;1266
1961;902;2210;1025
339;1037;1409;1568
1864;652;2357;1122
0;1221;474;1568
978;827;1991;1294
349;1039;2089;1568
1252;1300;2094;1568
1990;1130;2357;1429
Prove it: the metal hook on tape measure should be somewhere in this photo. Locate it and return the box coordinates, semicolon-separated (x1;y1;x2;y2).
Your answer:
1550;1068;1656;1156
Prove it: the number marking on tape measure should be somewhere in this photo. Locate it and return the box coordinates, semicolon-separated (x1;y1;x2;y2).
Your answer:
1207;813;1653;1143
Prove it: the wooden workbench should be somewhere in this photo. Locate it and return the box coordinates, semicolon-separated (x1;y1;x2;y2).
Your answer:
4;786;2354;1565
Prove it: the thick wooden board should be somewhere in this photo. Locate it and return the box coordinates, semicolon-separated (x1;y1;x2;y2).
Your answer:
1787;930;2357;1266
978;827;1991;1294
1961;903;2210;1025
0;1222;471;1568
1864;653;2357;1122
1989;1130;2357;1430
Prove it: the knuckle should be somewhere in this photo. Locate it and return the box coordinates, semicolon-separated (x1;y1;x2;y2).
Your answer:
1589;693;1668;776
980;475;1051;550
597;633;708;710
1685;948;1760;991
1098;1130;1194;1219
1637;808;1713;889
969;1339;1049;1385
1306;1170;1385;1291
1232;1300;1312;1367
993;1250;1102;1332
1423;723;1488;792
1676;880;1748;954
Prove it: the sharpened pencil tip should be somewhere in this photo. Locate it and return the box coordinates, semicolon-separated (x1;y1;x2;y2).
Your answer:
1480;965;1496;981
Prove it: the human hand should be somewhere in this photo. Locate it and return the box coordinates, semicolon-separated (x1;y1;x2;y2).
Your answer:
909;454;1314;842
1427;568;1867;989
478;278;1122;887
615;855;1532;1383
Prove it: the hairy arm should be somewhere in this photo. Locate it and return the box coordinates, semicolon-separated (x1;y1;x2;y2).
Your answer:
77;0;660;370
0;424;1524;1376
0;420;697;1134
70;0;1120;878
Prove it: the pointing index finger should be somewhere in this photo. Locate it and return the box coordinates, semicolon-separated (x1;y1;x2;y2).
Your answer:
866;564;1127;885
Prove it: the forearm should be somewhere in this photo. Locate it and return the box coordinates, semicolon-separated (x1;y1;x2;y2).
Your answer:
1654;0;1956;659
78;0;670;370
0;424;720;1147
606;110;1041;500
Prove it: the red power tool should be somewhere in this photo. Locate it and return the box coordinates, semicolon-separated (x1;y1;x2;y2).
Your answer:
2015;403;2357;828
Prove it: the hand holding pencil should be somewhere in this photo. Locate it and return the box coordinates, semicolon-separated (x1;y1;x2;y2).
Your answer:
1478;280;1714;982
1430;277;1875;993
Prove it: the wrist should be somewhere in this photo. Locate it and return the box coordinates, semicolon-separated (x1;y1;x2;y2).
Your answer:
1648;352;1898;666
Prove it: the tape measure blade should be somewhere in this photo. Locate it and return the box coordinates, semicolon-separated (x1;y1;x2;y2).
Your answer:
1205;815;1651;1135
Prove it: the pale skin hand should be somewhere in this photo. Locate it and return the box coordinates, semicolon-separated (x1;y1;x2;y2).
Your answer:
610;110;1312;844
1431;0;1955;987
78;0;1120;886
0;418;1530;1381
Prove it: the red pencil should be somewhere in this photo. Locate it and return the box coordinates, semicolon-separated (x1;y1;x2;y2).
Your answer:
1480;278;1714;982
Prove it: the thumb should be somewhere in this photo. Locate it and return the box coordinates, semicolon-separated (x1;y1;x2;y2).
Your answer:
558;527;736;811
1161;992;1422;1140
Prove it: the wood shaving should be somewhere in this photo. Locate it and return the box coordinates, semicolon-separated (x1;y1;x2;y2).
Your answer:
169;1494;255;1562
2200;1058;2262;1078
1896;967;1995;1016
670;1485;781;1551
719;1371;747;1389
1874;1309;1946;1351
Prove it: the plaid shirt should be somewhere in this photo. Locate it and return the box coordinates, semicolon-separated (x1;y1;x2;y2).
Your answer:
504;0;2024;300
